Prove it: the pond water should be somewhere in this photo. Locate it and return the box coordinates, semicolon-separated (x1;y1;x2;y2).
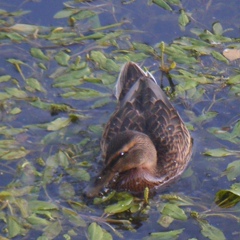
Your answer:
0;0;240;239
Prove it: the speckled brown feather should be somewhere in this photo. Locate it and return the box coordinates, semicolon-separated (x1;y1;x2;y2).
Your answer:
84;62;192;197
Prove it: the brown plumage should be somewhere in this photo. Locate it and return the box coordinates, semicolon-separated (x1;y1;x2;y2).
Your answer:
84;62;192;197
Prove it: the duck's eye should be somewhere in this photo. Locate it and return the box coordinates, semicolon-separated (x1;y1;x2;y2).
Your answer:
120;152;125;157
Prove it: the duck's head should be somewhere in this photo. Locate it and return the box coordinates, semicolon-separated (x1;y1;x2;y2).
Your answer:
84;130;158;197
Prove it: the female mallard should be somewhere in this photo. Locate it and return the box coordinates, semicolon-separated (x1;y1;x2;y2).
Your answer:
85;62;192;197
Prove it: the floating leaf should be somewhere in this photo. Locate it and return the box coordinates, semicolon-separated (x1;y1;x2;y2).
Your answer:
26;78;46;92
203;148;238;157
93;191;116;205
53;9;75;18
7;216;21;238
54;51;70;66
62;207;86;227
43;221;62;239
1;148;30;160
47;117;71;131
215;183;240;208
0;75;11;82
211;51;228;64
161;194;194;206
132;42;155;54
152;0;172;11
88;222;112;240
158;215;174;228
179;10;190;27
9;23;44;33
66;168;90;181
5;87;28;99
59;182;75;199
61;88;110;100
166;0;181;5
198;220;226;240
148;228;184;240
28;200;59;212
0;92;10;100
212;22;223;35
225;160;240;181
73;10;96;20
226;74;240;84
27;214;50;226
161;203;187;220
90;50;119;72
30;48;49;61
104;193;133;214
10;107;21;114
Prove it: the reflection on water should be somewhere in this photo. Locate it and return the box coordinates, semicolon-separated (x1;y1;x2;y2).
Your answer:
0;0;240;239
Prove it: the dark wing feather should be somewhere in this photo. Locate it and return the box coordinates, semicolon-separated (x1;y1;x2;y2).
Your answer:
101;101;145;159
144;87;192;179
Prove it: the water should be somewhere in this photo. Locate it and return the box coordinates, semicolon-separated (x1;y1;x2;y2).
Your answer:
0;0;240;239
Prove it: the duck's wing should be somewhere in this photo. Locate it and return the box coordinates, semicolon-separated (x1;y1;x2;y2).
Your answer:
116;62;156;101
143;80;192;179
101;101;145;159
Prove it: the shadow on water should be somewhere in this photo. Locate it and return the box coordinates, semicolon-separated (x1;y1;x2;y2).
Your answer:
0;0;240;239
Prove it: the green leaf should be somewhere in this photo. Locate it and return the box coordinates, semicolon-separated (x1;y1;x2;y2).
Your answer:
203;148;238;157
43;221;62;239
198;220;226;240
211;51;229;64
61;88;109;100
30;48;49;61
208;127;240;144
212;22;223;35
0;92;10;100
93;191;116;205
227;74;240;84
1;148;30;160
0;75;11;82
28;200;59;212
73;10;96;20
104;193;133;214
7;58;25;65
66;168;90;181
62;207;86;227
149;228;184;240
166;0;181;5
27;214;50;226
26;78;46;92
5;87;28;99
161;194;194;206
152;0;172;11
158;215;174;228
88;222;112;240
10;107;21;115
9;23;45;33
59;182;75;199
53;9;75;18
215;183;240;208
54;51;70;66
161;203;187;220
132;42;155;54
225;160;240;181
179;10;190;27
7;216;21;238
47;117;71;131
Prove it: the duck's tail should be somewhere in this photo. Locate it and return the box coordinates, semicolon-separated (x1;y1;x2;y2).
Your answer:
115;62;157;101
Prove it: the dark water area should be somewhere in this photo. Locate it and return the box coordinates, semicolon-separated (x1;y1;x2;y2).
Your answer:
0;0;240;239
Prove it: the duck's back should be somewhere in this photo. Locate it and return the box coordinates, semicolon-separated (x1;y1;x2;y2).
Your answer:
101;62;192;180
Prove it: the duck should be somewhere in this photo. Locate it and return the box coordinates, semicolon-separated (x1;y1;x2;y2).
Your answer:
84;62;192;197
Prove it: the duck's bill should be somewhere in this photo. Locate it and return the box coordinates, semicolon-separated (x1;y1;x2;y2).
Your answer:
83;169;116;198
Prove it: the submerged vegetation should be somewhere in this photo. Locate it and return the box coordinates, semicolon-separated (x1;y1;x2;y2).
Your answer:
0;0;240;239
